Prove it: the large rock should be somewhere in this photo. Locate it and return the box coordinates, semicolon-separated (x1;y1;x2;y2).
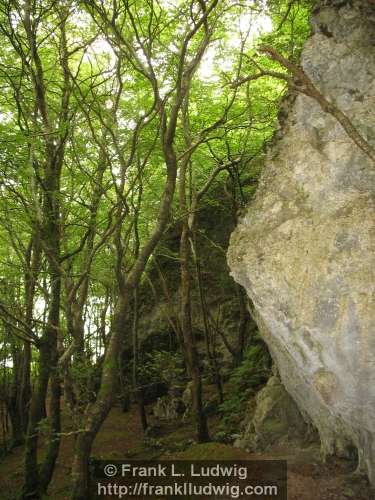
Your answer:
235;375;308;451
228;0;375;484
153;394;185;420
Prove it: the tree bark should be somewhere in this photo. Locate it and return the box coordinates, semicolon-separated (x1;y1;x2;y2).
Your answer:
22;340;53;498
132;288;148;431
39;367;61;494
193;236;224;403
179;216;209;442
70;294;129;499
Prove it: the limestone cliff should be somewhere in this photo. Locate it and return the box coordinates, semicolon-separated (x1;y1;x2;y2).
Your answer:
228;0;375;483
136;194;256;368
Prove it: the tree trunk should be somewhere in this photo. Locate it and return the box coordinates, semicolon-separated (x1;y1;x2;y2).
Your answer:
8;344;24;448
193;237;223;403
39;365;61;494
180;222;209;443
19;341;32;435
234;283;250;364
132;288;148;431
70;294;129;499
22;341;52;498
20;233;41;438
22;251;61;498
70;430;94;500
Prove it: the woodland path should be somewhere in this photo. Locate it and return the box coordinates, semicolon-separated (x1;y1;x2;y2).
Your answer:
0;404;372;499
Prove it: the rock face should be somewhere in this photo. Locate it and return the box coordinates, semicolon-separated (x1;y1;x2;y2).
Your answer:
228;0;375;484
136;194;256;370
153;394;185;420
234;375;308;452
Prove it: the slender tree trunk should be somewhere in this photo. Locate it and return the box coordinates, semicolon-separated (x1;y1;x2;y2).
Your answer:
180;223;209;443
132;288;147;431
64;295;87;415
22;341;52;498
7;344;24;448
153;260;185;352
20;234;41;438
22;188;62;498
178;103;209;441
19;342;32;435
70;431;94;500
39;361;61;494
70;294;129;499
193;236;223;403
63;367;76;413
1;400;9;456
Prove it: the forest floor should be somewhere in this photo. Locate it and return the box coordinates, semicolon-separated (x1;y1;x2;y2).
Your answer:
0;404;373;500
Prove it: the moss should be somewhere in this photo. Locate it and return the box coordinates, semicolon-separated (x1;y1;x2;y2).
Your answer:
259;419;289;440
160;425;195;449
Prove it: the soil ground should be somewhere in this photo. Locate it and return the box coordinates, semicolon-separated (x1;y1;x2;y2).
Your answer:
0;405;373;500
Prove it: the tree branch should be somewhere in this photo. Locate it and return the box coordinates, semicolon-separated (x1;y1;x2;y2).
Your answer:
233;45;375;165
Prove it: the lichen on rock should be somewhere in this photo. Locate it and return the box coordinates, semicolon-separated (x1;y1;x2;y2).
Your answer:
228;0;375;484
